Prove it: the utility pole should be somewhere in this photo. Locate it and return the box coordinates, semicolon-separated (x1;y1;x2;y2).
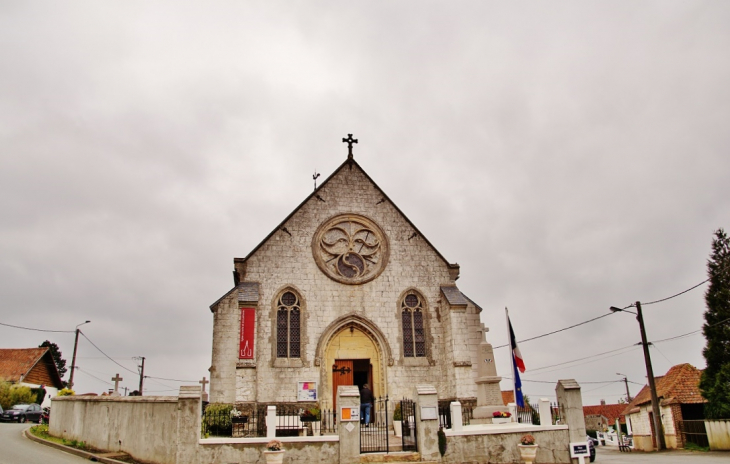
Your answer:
68;320;91;390
636;301;665;450
617;373;632;402
137;356;146;396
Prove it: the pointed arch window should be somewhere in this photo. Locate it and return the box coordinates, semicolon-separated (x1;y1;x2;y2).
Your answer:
277;291;301;358
401;292;426;357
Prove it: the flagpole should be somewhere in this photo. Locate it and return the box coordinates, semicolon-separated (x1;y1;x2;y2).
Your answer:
505;307;517;405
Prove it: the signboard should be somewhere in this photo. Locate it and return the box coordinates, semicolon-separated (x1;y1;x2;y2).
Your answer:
420;406;438;420
570;442;589;458
340;406;360;422
239;308;255;359
297;381;317;401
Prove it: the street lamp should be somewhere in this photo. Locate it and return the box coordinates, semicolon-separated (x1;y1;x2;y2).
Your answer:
610;302;665;450
68;320;91;390
616;372;632;402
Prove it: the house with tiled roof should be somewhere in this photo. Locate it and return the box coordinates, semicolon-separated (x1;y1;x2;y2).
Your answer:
583;400;627;432
621;363;706;451
0;348;65;407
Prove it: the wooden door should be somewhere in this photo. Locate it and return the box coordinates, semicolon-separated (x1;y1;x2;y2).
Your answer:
649;412;657;449
332;360;354;410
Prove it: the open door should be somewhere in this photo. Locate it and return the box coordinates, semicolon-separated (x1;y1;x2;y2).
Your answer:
332;360;354;410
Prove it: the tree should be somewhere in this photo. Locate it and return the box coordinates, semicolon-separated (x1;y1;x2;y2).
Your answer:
39;340;67;385
0;381;35;410
700;228;730;419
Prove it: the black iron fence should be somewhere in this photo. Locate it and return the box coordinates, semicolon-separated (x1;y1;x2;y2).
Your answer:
360;396;389;453
202;403;337;438
437;400;473;429
400;399;418;452
202;404;266;438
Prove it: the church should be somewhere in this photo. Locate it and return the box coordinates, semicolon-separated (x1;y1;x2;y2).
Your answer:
208;136;498;409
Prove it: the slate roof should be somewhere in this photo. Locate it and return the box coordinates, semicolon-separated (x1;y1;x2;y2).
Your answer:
238;282;260;302
0;348;64;388
583;403;627;424
441;286;468;306
622;363;706;415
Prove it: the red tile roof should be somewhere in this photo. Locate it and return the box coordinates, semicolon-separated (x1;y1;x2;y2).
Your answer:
583;403;627;424
502;390;515;405
0;348;49;382
622;363;706;415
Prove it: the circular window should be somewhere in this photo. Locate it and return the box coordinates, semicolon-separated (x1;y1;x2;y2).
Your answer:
405;294;419;308
312;214;389;285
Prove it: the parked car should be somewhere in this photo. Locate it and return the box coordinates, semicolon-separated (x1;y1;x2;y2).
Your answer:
0;403;43;423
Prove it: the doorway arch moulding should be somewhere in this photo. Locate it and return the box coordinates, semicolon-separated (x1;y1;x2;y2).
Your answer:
314;313;394;368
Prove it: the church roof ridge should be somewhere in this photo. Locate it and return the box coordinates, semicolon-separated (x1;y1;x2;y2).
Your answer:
233;155;459;276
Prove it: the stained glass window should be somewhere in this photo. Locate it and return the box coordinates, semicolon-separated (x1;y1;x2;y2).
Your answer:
402;293;426;358
276;291;301;358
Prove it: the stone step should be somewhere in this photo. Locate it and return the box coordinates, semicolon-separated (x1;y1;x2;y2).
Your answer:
359;452;422;463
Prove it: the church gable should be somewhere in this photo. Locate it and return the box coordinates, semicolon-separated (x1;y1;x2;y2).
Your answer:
208;147;485;405
233;158;458;286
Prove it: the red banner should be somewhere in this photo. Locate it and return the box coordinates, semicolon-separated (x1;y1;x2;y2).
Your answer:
239;307;255;359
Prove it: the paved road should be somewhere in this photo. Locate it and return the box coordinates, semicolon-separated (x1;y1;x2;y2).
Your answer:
0;423;88;464
595;446;729;463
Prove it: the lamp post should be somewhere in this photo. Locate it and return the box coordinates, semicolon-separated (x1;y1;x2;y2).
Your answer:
68;320;91;390
610;302;665;450
616;373;632;402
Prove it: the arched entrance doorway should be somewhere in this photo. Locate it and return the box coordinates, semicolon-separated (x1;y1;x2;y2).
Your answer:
317;316;393;409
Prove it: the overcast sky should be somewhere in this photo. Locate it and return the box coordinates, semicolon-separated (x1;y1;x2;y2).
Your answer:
1;1;729;404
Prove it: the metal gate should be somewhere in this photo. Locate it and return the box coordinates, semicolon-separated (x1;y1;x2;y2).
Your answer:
360;396;389;453
400;399;418;452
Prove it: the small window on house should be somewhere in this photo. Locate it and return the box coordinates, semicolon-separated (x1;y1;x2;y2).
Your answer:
277;291;301;358
401;292;426;357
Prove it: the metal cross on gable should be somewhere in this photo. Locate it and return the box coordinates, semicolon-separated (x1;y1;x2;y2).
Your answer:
342;133;358;159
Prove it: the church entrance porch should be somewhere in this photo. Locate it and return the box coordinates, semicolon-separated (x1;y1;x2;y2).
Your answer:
321;320;387;410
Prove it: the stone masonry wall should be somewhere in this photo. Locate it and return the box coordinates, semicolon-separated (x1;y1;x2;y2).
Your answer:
210;161;483;405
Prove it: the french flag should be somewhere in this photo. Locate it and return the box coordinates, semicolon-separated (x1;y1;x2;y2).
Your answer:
509;317;526;373
508;313;526;408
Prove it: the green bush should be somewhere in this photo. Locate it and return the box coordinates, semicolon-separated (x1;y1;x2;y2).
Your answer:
393;403;402;421
203;403;233;434
0;381;35;409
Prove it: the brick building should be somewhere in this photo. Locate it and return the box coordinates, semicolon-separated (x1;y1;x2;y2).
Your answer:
208;148;493;409
622;363;706;450
0;347;64;407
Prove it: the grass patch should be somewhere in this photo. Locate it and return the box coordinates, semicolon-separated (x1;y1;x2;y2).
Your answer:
684;442;710;452
30;425;90;451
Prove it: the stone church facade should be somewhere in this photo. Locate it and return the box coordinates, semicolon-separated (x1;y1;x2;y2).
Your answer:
208;149;489;408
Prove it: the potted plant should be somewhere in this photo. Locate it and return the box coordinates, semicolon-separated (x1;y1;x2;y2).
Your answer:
492;410;512;424
230;407;248;424
263;440;284;464
393;403;402;437
300;406;320;422
517;434;538;464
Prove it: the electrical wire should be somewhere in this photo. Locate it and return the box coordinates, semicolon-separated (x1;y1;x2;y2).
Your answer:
76;367;114;386
527;344;638;373
493;312;618;349
0;321;74;333
79;331;138;375
145;375;198;383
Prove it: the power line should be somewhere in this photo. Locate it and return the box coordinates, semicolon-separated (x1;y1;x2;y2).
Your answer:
493;312;617;349
76;367;114;386
527;344;638;373
493;278;709;350
634;279;708;307
145;375;198;383
79;332;138;375
0;321;74;333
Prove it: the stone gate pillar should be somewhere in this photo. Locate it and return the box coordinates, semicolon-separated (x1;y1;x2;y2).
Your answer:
556;379;586;464
176;385;202;464
414;384;440;461
337;385;361;464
